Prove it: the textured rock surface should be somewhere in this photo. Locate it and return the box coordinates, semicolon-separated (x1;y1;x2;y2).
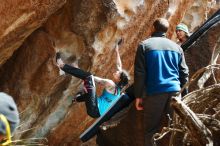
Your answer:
183;0;219;31
0;0;219;145
0;0;66;66
185;21;220;91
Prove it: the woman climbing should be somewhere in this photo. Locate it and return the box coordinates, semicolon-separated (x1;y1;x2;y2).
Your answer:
56;39;129;118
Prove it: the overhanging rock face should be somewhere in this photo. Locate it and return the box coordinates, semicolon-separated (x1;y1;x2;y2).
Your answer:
0;0;66;66
0;0;218;145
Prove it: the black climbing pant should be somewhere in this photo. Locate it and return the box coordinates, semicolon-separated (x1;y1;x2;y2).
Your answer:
62;64;100;118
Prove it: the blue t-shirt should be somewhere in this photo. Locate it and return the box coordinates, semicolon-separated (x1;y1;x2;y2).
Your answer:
97;88;121;116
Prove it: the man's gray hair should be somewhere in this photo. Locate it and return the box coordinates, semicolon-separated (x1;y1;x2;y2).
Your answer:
153;18;169;32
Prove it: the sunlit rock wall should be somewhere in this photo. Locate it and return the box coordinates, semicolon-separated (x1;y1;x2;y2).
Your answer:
0;0;218;145
183;0;219;31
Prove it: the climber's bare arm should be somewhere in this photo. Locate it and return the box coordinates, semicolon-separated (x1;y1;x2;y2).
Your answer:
115;44;122;72
94;76;117;94
94;76;114;86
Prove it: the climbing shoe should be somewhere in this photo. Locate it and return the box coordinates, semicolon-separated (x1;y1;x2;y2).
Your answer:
72;93;80;103
72;92;87;103
56;52;61;63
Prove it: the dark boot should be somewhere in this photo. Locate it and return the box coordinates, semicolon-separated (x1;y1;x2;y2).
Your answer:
72;93;80;103
72;92;88;103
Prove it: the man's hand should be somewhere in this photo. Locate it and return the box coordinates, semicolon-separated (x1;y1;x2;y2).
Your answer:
135;98;144;111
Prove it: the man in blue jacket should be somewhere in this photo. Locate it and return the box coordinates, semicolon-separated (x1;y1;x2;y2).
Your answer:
134;18;189;146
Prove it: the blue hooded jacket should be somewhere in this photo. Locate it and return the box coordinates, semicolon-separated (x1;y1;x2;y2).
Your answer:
134;32;189;96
